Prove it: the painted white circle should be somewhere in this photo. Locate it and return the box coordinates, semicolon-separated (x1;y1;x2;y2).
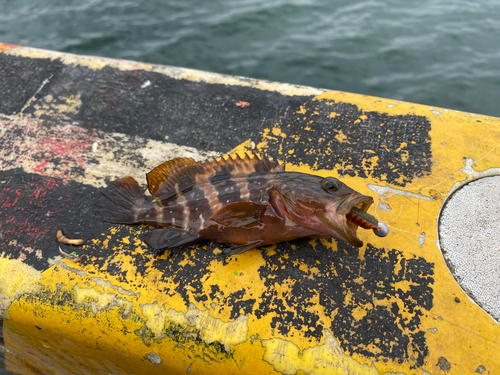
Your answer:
439;176;500;321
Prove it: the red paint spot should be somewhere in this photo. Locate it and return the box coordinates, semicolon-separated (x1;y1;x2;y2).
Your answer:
1;118;110;184
0;176;63;257
1;188;21;209
0;43;19;53
33;125;99;183
29;178;60;202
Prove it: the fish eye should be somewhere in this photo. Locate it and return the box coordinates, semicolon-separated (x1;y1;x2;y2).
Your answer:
321;177;341;192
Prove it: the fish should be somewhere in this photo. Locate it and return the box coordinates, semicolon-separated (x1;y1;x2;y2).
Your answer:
94;153;379;257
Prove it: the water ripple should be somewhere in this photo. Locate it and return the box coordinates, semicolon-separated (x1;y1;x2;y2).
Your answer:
2;0;500;116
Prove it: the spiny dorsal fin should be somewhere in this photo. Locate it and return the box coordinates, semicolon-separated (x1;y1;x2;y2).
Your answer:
147;153;284;202
146;158;197;195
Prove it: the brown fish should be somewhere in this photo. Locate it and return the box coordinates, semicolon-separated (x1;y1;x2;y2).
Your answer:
95;153;378;256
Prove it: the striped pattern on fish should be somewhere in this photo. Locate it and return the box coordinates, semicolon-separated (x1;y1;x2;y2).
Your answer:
95;153;376;257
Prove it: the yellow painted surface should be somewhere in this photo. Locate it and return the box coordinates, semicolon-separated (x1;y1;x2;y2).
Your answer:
244;91;500;374
3;84;500;374
0;258;43;319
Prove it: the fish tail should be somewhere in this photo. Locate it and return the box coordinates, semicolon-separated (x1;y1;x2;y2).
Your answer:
94;176;147;224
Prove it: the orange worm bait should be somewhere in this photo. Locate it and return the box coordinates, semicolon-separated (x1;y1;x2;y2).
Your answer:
56;230;84;246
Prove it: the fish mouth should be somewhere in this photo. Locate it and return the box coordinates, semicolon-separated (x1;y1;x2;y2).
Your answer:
319;195;374;247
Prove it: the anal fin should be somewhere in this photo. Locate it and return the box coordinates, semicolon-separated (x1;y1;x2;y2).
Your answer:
141;228;200;257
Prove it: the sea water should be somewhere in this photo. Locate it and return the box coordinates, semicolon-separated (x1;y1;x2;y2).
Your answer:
2;0;500;116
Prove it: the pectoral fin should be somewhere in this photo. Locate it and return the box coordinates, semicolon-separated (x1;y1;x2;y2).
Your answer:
141;228;200;257
211;202;265;229
221;240;263;256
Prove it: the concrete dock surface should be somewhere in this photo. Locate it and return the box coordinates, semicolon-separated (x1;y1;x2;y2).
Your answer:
1;43;499;375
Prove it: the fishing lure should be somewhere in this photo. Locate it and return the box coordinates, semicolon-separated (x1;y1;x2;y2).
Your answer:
95;153;387;256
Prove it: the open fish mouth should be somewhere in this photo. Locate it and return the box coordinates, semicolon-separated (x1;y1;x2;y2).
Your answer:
319;195;375;247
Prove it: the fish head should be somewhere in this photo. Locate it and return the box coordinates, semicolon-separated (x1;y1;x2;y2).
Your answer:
271;175;374;247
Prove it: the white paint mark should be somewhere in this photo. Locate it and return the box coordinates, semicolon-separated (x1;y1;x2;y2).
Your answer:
419;232;425;248
92;141;99;153
17;74;54;115
141;80;151;89
377;201;392;212
367;184;434;202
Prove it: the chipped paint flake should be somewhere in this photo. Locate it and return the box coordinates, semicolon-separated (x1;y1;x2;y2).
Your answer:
367;184;434;202
166;303;248;352
262;329;381;375
0;257;43;318
141;302;168;340
419;232;426;248
73;283;133;317
459;157;500;182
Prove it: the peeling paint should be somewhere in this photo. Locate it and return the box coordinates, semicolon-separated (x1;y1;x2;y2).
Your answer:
0;257;43;318
377;201;392;212
262;329;381;375
419;233;426;248
73;283;133;317
3;47;500;375
47;257;87;276
33;92;82;120
166;303;248;352
141;302;168;340
91;277;140;298
367;184;434;202
452;157;500;191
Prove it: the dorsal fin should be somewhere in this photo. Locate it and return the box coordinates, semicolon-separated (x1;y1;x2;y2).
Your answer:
146;153;284;202
146;158;197;195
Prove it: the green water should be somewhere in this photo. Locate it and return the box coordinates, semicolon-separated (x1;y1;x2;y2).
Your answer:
2;0;500;116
